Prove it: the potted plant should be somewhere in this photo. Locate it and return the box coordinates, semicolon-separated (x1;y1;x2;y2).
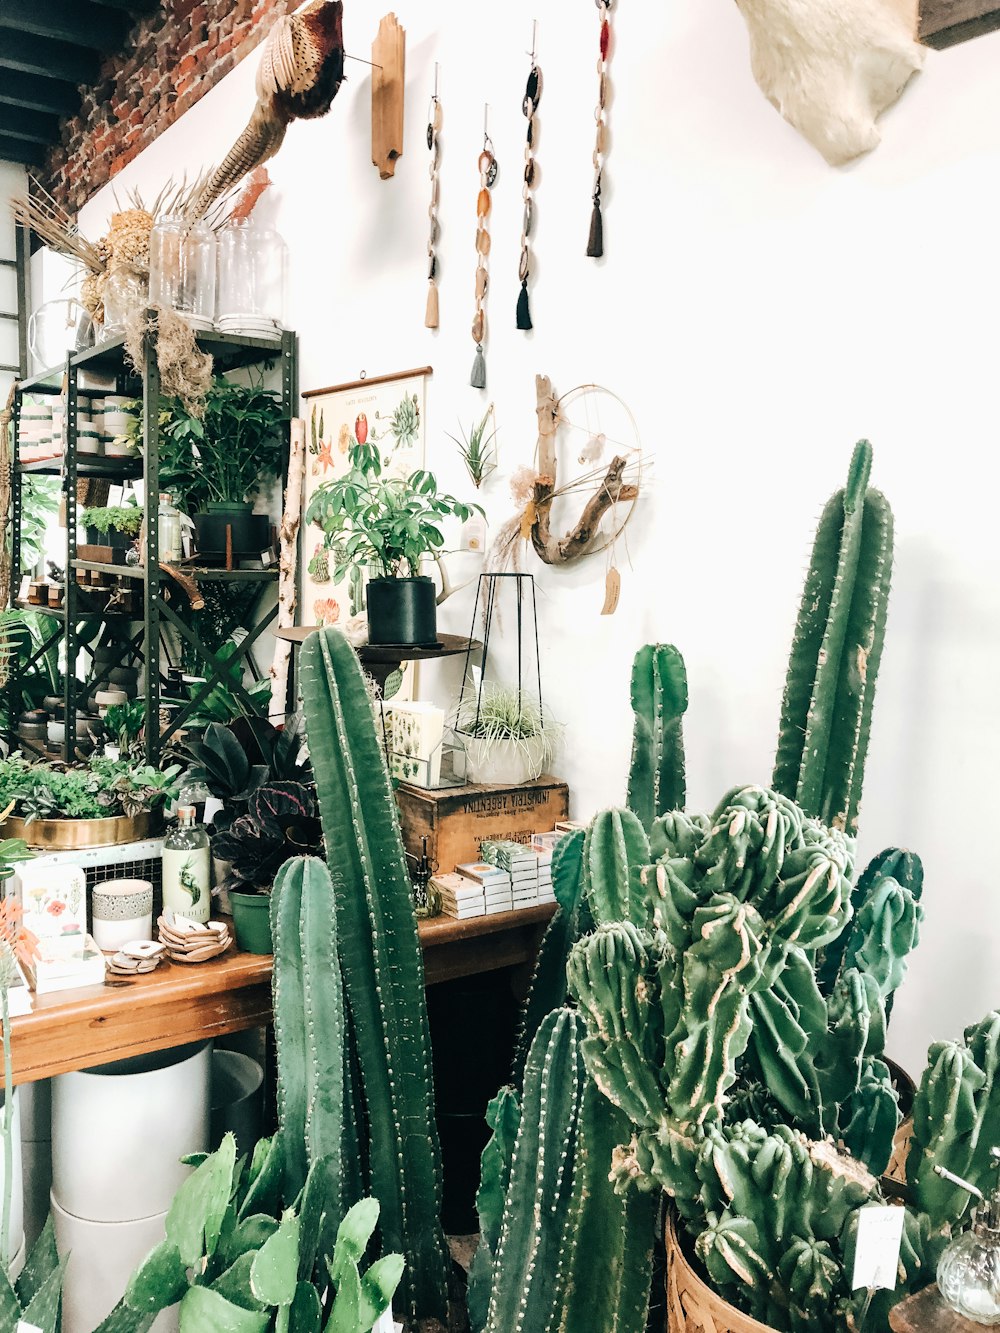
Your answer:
0;753;180;849
161;377;284;557
305;443;482;646
80;501;142;563
210;782;322;953
456;682;558;785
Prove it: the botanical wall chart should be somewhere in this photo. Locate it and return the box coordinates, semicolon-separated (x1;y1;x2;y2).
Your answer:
299;367;431;631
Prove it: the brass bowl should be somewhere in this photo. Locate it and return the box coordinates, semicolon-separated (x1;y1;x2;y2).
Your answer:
1;811;158;850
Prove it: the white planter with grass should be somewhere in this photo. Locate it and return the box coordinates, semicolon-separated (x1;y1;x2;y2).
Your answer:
458;683;558;787
465;732;550;785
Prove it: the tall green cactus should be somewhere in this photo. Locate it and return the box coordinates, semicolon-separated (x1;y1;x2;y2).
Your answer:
626;644;688;831
583;807;651;926
484;1010;587;1333
773;440;893;834
467;1088;521;1333
299;627;449;1321
271;856;345;1205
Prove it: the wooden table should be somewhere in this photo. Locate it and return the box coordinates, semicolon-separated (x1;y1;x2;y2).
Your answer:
890;1284;985;1332
6;904;556;1086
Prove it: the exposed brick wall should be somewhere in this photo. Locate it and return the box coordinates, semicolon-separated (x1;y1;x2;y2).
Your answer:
44;0;299;212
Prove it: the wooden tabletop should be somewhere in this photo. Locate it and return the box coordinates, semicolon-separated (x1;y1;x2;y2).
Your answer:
889;1284;986;1332
6;903;556;1086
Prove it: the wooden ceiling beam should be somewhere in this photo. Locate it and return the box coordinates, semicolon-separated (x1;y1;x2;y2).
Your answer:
0;133;45;166
0;104;60;145
920;0;1000;46
0;30;99;84
91;0;159;13
0;69;80;117
0;0;128;52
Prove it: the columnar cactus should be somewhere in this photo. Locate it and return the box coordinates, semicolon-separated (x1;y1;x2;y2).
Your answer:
583;807;652;927
626;643;688;832
270;856;345;1204
483;1010;587;1333
299;627;449;1321
773;439;894;834
467;1088;521;1332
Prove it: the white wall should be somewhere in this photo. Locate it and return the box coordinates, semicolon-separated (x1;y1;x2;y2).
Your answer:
64;4;1000;1074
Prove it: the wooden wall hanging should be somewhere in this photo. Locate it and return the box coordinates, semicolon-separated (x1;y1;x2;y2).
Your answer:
587;0;614;258
920;0;1000;46
470;108;498;389
425;65;442;328
529;374;641;568
372;13;405;179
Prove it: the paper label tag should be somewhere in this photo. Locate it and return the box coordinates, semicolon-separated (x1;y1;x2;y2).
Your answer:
851;1204;904;1290
18;1322;44;1333
601;566;621;616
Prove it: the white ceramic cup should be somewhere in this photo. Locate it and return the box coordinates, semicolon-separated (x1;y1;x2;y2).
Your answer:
90;878;153;952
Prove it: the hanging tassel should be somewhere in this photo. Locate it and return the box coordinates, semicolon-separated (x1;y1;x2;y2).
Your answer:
425;281;439;329
587;199;604;258
470;343;486;389
516;280;532;331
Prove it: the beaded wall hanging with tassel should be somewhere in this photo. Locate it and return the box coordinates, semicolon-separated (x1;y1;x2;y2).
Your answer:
425;65;442;329
587;0;614;258
470;107;498;389
516;24;542;331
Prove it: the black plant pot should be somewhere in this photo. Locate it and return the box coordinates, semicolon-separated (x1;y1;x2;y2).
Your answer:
366;576;438;647
193;505;270;558
85;526;133;563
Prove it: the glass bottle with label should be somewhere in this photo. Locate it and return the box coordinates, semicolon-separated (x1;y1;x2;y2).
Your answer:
158;493;182;562
162;806;211;924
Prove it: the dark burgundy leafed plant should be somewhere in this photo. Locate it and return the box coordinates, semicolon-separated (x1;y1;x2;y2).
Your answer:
211;781;322;894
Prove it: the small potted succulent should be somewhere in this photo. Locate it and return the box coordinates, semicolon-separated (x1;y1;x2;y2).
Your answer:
161;377;284;557
80;501;142;563
211;781;322;953
456;682;558;785
305;443;482;647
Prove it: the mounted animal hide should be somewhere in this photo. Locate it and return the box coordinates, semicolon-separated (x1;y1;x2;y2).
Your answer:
735;0;925;165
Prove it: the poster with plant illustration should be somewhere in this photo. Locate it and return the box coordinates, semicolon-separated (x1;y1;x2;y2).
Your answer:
299;368;430;634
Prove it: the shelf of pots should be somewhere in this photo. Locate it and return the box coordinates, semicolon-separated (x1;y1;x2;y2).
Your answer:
305;441;483;648
160;376;285;561
0;752;181;850
465;442;1000;1333
182;713;316;952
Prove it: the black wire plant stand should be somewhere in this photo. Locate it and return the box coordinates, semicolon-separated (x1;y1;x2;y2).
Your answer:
455;572;544;739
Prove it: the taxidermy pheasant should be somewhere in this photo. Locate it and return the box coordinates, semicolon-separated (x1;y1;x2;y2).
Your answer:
184;0;344;222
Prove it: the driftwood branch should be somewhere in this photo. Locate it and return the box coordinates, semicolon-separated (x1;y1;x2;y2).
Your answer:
531;455;639;565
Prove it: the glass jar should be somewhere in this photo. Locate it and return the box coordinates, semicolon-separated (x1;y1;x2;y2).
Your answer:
158;493;182;562
101;269;148;341
216;217;287;335
149;217;216;329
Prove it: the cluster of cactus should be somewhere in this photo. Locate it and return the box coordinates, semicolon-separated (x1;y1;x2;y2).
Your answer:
298;629;450;1322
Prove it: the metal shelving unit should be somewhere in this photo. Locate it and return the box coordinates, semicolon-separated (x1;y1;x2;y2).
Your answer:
7;320;298;764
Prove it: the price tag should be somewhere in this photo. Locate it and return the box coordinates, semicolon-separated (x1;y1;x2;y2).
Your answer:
18;1322;44;1333
851;1204;904;1290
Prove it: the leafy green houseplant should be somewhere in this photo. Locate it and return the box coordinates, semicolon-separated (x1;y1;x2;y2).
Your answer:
161;377;285;557
81;501;143;559
0;754;179;829
457;682;558;785
305;443;482;646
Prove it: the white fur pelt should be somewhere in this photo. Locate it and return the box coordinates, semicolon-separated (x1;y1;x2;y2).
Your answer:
735;0;925;165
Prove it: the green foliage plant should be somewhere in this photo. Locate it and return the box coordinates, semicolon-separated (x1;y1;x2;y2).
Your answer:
447;405;498;488
456;681;560;770
160;377;284;513
17;476;59;575
81;501;143;539
0;753;180;822
305;443;482;581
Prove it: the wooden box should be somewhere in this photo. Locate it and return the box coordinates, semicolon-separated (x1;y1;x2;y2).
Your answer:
395;776;570;873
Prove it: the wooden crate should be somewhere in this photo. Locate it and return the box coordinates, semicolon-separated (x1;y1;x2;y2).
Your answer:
394;776;569;873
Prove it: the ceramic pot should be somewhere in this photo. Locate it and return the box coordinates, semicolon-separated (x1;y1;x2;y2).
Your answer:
51;1194;177;1333
465;734;549;786
90;877;154;951
194;504;269;557
366;575;438;647
210;1050;264;1154
51;1040;211;1223
229;890;273;954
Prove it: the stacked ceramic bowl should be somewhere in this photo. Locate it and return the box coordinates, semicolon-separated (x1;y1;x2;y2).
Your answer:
18;395;59;463
99;396;137;457
51;1041;211;1333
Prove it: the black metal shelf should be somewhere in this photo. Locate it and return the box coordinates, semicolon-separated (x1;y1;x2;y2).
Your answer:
16;455;143;478
6;322;299;765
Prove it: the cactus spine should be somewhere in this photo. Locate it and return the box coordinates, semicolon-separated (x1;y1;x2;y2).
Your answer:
271;856;345;1205
627;644;688;831
773;440;893;834
299;627;448;1321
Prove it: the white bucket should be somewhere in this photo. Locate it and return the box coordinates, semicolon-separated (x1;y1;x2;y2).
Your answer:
52;1041;210;1223
51;1192;178;1333
0;1088;24;1263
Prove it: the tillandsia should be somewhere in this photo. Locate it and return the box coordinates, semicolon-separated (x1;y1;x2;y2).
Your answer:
447;405;498;489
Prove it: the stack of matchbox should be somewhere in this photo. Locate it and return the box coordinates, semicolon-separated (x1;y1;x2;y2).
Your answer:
429;833;568;919
431;862;511;919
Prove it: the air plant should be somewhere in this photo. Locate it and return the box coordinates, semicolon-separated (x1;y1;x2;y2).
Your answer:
448;405;498;489
456;681;561;768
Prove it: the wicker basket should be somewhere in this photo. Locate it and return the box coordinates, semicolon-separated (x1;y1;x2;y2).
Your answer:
666;1208;778;1333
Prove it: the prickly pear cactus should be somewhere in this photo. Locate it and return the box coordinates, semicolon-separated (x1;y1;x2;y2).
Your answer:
773;439;893;835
